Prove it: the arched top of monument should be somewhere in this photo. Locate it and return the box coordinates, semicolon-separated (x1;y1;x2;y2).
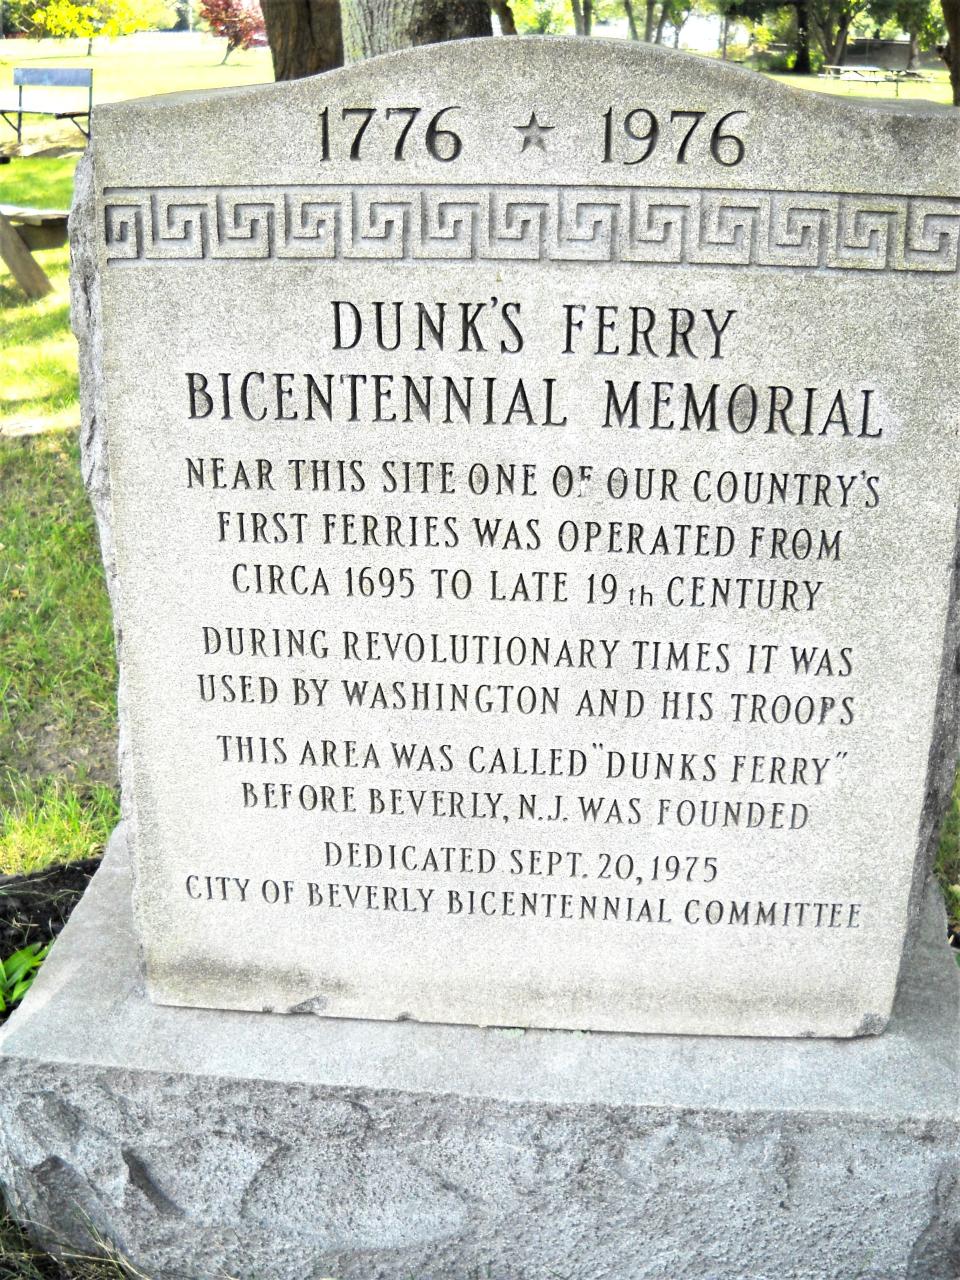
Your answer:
348;34;940;116
92;34;958;197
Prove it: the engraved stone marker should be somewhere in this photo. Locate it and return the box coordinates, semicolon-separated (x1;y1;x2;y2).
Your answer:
81;39;960;1037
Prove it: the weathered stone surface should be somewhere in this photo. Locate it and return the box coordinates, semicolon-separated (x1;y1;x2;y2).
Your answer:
75;40;960;1035
0;827;958;1279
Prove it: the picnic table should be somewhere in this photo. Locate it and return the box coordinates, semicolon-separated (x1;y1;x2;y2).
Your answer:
821;64;885;81
0;68;93;144
819;63;932;91
0;203;69;299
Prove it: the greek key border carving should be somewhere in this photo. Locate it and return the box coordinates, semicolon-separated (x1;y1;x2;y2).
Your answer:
102;183;960;274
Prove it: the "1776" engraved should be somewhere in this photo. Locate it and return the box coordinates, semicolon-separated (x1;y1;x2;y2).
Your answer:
318;105;463;162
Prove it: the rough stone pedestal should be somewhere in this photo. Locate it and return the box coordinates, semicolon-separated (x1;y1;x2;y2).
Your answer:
1;825;958;1280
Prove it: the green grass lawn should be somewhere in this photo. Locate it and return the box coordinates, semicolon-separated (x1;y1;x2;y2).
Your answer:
767;67;953;105
0;152;77;206
0;156;78;434
0;431;118;875
0;151;116;877
1;32;273;111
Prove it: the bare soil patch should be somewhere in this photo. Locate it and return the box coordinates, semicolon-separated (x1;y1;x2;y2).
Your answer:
0;857;101;1021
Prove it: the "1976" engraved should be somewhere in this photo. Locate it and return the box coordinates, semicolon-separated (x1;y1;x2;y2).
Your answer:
602;107;747;166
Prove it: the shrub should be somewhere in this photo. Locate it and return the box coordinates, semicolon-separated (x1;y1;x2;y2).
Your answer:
199;0;265;61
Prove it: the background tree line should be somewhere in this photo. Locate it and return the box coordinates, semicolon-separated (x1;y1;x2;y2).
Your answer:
259;0;955;98
3;0;957;109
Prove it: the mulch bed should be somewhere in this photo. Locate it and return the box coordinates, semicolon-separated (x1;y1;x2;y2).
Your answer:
0;858;101;1026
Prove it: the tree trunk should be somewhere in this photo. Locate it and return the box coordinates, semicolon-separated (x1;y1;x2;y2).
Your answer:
809;12;828;59
342;0;492;61
940;0;959;103
570;0;584;33
490;0;517;32
221;40;233;63
906;30;917;68
831;14;850;65
644;0;655;40
623;0;639;39
262;0;343;79
794;0;811;73
720;11;729;57
654;1;668;43
583;0;593;34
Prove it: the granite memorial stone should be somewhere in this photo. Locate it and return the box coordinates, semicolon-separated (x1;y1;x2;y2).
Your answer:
69;37;960;1038
1;38;959;1280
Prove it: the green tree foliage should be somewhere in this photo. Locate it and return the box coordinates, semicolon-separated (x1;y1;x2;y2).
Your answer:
511;0;573;30
724;0;812;70
1;0;36;35
30;0;175;39
865;0;944;62
659;0;697;43
809;0;870;64
541;0;702;42
728;0;945;69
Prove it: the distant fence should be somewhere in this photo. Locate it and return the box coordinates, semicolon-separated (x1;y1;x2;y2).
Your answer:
843;39;941;69
757;38;942;70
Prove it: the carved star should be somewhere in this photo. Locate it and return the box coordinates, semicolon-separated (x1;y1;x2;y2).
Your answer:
513;111;555;153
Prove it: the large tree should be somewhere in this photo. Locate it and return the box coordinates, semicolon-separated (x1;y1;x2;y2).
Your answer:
264;0;514;77
868;0;944;68
261;0;343;79
725;0;812;72
943;0;960;100
341;0;492;60
570;0;594;32
808;0;868;63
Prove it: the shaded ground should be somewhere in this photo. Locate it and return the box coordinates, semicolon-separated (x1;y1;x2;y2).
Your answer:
0;856;100;978
0;1207;152;1280
0;856;152;1279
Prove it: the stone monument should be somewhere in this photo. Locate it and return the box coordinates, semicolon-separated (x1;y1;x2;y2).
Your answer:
1;38;958;1279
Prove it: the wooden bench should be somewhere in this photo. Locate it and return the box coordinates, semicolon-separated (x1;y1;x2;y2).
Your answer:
0;204;69;299
0;68;92;144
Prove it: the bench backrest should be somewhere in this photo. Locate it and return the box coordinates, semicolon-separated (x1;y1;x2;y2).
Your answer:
13;68;93;88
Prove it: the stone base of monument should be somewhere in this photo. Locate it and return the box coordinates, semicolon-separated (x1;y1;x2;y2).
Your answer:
1;826;957;1280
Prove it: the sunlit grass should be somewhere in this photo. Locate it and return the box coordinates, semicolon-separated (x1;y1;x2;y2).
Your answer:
0;775;118;875
1;154;79;434
0;433;117;809
767;67;953;105
0;153;78;206
0;33;273;118
0;282;77;433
